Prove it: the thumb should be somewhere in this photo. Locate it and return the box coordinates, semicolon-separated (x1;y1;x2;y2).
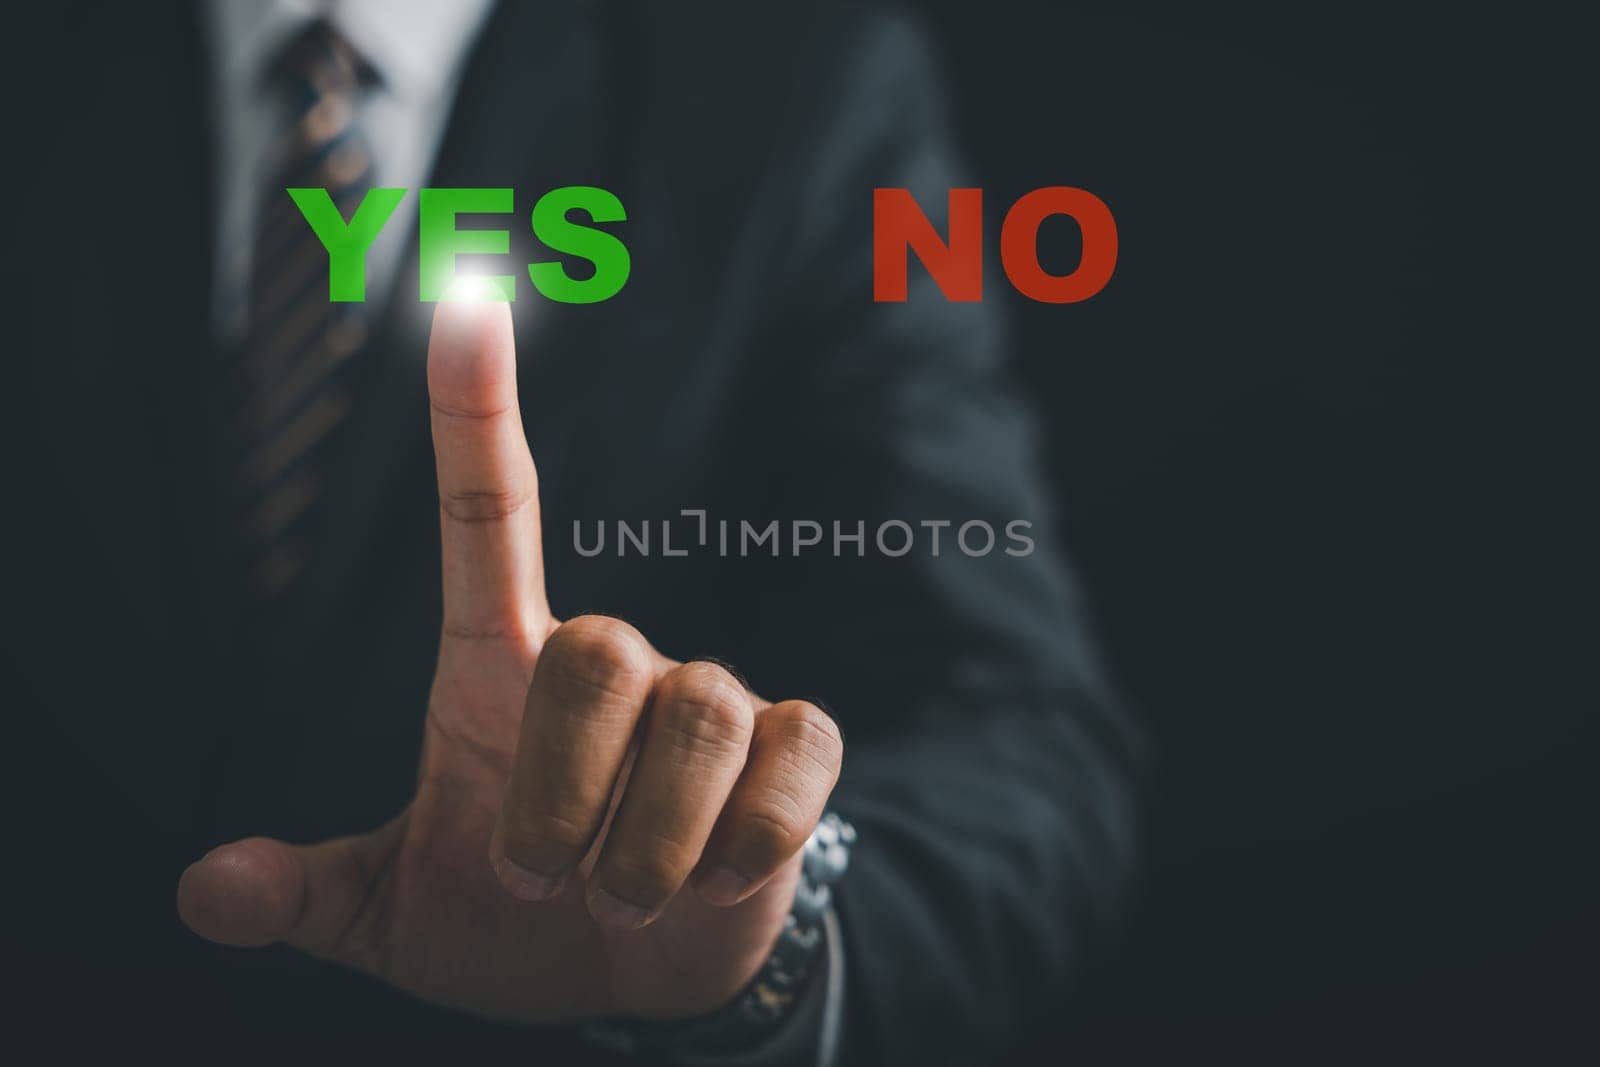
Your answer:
176;816;403;970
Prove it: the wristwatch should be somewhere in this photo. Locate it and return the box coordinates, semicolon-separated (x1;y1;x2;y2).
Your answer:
582;812;856;1060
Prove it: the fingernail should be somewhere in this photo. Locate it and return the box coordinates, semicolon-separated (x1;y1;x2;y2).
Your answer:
588;888;656;929
697;866;752;907
493;856;564;901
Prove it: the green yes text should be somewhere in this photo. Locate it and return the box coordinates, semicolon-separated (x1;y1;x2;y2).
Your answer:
285;186;631;303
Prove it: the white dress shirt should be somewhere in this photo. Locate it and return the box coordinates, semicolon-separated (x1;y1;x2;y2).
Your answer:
202;0;496;340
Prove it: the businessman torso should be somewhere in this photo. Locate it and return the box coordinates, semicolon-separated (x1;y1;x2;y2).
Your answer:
4;3;1133;1060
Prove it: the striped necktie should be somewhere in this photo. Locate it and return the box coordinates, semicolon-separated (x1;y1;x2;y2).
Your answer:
230;19;376;599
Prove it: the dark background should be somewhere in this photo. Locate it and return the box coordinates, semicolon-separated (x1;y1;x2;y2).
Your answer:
0;2;1586;1061
902;1;1590;1061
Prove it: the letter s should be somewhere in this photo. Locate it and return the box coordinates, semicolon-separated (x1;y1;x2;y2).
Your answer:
528;186;631;303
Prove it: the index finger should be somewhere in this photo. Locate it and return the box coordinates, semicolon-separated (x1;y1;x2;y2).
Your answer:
427;295;551;644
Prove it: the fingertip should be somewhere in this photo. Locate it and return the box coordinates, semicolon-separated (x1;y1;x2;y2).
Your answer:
587;886;659;930
488;821;566;902
694;865;757;908
427;292;517;416
176;838;303;948
491;854;566;902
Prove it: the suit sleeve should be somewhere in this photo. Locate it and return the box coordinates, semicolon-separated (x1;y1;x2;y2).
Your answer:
717;13;1144;1065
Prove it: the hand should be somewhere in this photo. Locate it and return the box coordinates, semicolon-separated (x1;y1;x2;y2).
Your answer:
177;298;845;1023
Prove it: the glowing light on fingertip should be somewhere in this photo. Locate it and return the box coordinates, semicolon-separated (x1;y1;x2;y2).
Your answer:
442;274;508;303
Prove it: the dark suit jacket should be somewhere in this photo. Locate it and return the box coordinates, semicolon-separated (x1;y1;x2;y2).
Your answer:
2;2;1138;1063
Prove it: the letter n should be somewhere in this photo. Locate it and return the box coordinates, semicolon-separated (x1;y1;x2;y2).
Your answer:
873;188;983;302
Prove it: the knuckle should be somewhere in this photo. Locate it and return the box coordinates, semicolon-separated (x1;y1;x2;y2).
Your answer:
771;701;845;776
655;663;754;752
430;395;516;422
738;797;809;863
539;615;655;696
439;483;535;525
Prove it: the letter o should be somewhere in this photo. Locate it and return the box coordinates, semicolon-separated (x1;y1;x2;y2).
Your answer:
958;520;996;557
1000;187;1118;303
876;519;915;557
